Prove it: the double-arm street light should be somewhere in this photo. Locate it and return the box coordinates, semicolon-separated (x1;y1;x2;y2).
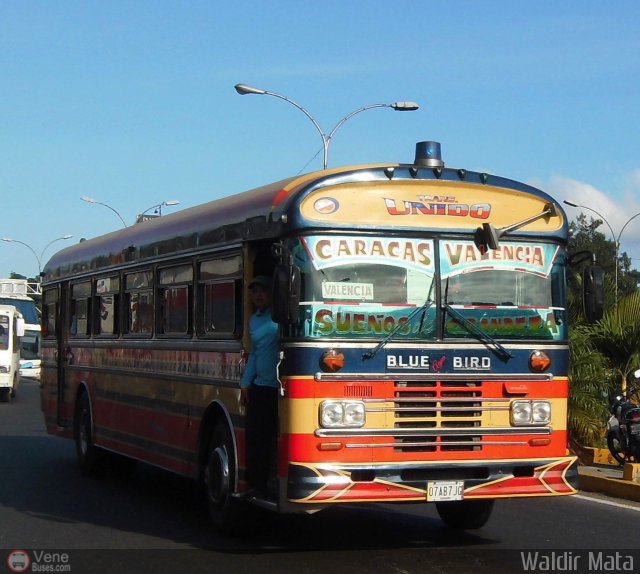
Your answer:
564;199;640;304
1;234;73;276
136;200;180;223
81;197;180;226
234;83;420;170
81;196;127;228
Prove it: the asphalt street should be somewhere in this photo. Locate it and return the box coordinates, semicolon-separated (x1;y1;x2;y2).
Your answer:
1;379;639;574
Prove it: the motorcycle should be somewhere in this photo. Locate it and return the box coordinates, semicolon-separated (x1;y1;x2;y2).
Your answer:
606;369;640;465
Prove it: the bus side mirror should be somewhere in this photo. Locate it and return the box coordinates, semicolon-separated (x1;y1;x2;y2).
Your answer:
481;223;502;250
16;317;25;338
272;264;301;325
583;265;604;323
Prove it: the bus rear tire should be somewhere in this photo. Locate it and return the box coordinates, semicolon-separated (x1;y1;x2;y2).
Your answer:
203;422;247;535
74;392;106;476
435;499;494;530
0;389;9;403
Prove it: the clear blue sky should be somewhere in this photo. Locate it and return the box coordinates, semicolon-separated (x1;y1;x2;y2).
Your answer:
2;1;640;278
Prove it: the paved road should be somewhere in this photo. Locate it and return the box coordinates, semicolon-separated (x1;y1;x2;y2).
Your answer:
1;379;640;574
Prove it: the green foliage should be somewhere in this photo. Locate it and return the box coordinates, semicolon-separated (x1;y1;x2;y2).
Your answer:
567;213;637;318
580;290;640;386
566;214;640;447
569;291;640;446
568;327;612;446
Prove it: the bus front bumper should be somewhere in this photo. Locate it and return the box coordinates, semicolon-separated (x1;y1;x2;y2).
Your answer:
286;457;578;504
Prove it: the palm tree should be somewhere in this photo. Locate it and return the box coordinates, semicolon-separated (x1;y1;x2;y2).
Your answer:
568;328;610;450
568;291;640;455
584;290;640;388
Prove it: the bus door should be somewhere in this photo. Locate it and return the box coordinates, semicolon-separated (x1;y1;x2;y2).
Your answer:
56;282;71;427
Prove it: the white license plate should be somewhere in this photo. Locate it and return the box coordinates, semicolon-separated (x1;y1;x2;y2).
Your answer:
426;480;464;501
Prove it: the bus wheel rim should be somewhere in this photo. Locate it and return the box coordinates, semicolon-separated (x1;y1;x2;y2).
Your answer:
80;411;89;457
206;446;230;506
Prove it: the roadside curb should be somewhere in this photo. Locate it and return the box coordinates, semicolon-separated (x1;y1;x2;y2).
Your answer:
578;447;640;502
580;446;618;466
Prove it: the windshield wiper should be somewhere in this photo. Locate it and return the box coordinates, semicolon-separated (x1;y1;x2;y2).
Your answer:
362;280;435;361
442;278;513;361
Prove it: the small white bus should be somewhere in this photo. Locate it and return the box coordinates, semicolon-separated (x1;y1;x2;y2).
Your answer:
0;279;41;379
0;304;25;402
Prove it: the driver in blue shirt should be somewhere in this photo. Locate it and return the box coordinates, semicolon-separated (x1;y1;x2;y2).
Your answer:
240;275;280;498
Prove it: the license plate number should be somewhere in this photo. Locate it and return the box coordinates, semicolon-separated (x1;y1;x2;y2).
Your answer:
630;423;640;436
426;480;464;501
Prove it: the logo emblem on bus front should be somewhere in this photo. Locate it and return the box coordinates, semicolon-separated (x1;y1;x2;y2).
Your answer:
313;197;339;214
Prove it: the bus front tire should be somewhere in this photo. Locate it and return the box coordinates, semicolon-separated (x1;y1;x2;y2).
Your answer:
435;499;495;530
204;422;247;535
0;389;10;403
74;392;106;476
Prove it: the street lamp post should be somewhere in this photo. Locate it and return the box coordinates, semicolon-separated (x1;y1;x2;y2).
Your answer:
234;83;419;169
80;196;127;228
1;235;73;276
136;200;180;223
564;200;640;304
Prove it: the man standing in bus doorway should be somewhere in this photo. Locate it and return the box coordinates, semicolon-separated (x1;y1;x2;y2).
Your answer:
240;275;280;499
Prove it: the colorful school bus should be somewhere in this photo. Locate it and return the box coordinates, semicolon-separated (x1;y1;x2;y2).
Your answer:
40;141;601;532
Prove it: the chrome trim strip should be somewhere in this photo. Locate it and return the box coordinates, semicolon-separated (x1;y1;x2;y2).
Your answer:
314;426;552;438
315;372;553;382
345;440;529;448
364;397;511;403
366;405;510;413
282;342;568;350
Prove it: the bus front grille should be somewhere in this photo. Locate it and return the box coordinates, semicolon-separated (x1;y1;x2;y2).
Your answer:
393;380;485;452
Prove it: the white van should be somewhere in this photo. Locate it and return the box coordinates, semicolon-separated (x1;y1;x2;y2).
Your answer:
0;304;25;402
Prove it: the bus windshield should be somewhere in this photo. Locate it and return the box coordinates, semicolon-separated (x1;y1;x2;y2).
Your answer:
0;298;39;324
291;235;436;340
440;240;566;341
0;316;8;350
289;235;566;342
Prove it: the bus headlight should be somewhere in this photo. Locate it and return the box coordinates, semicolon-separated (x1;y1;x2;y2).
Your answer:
511;400;551;425
320;400;366;428
532;401;552;423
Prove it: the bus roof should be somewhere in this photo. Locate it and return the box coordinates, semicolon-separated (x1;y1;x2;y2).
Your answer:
43;154;567;282
0;278;40;298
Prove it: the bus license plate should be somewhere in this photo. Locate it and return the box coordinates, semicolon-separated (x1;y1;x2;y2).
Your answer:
426;480;464;501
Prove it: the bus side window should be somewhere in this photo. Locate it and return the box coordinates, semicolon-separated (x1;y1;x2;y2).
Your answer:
127;290;154;335
95;276;120;336
158;264;193;337
42;288;59;338
198;255;242;339
124;270;154;336
199;281;238;336
161;285;191;335
70;281;92;338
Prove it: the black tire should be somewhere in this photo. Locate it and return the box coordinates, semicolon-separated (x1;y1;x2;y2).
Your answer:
435;499;495;530
203;422;249;535
607;430;634;465
0;388;10;403
74;392;106;476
